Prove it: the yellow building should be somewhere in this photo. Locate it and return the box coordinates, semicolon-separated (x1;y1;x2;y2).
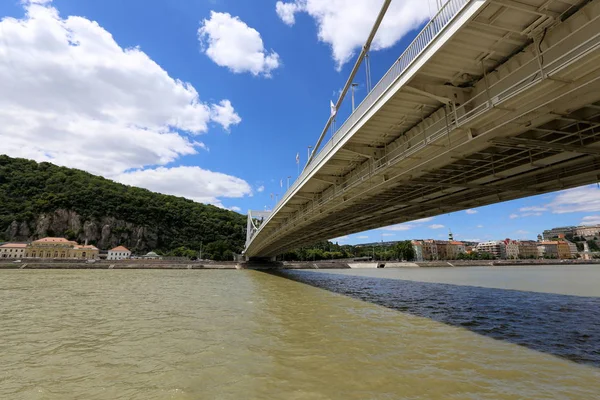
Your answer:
537;241;572;259
24;237;99;260
557;241;572;259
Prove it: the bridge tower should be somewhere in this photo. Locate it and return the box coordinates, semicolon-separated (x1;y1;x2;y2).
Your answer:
245;210;272;259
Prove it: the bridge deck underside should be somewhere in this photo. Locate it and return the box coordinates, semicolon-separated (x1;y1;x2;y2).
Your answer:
246;0;600;257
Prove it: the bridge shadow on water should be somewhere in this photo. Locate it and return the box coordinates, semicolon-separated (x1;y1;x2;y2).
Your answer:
269;270;600;368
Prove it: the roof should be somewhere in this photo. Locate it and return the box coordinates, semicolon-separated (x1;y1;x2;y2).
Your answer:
145;251;159;256
110;246;130;252
74;245;99;250
0;243;27;248
33;237;77;244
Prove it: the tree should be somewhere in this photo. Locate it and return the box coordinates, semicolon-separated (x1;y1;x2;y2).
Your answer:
395;241;415;261
587;240;600;252
0;155;246;257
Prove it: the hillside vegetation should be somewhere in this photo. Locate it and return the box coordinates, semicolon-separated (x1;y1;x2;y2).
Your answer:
0;156;246;260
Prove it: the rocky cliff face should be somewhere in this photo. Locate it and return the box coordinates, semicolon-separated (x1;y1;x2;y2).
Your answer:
4;209;158;251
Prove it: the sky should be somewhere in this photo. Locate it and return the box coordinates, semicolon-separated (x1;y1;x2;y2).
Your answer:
0;0;599;245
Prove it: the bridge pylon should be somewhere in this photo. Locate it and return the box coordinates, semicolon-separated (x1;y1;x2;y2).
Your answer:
244;210;272;259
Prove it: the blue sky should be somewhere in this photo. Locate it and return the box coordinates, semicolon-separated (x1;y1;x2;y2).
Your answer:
0;0;599;245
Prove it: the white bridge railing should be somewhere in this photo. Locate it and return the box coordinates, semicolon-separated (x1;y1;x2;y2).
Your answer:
246;0;471;249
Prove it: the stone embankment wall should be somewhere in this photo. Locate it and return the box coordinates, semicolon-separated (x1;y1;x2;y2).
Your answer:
2;259;598;270
0;259;237;270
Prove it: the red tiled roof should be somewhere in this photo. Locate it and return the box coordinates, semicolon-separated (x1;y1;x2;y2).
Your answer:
34;237;77;244
110;246;130;252
0;243;28;248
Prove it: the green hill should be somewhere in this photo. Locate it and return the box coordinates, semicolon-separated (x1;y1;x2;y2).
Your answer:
0;155;246;260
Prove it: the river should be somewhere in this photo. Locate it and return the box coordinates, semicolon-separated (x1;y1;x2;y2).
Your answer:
1;266;599;399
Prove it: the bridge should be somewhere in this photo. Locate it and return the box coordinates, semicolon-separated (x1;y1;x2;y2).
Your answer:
245;0;600;259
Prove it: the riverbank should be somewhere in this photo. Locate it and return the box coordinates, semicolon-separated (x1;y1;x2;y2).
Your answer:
1;259;598;270
0;261;238;270
277;259;600;269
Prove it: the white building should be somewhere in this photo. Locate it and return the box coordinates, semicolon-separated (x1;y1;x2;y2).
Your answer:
475;241;506;259
502;239;519;259
575;224;600;238
0;243;27;259
142;251;161;260
107;246;131;260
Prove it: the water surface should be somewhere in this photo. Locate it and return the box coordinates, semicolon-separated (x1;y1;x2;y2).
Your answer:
323;265;600;296
1;268;599;399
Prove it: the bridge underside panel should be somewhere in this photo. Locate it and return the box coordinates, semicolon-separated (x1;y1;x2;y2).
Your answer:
246;0;600;257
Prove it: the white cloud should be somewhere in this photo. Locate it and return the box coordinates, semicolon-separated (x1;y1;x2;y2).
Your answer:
199;11;280;77
275;0;431;68
116;166;253;207
381;216;435;231
413;217;434;223
429;224;445;229
357;235;369;239
509;214;519;219
548;185;600;214
0;0;241;177
521;212;542;217
331;235;349;242
477;225;484;228
465;209;477;214
230;206;242;212
461;238;481;242
382;233;395;237
210;100;242;131
519;206;547;212
275;1;304;25
383;223;417;231
581;215;600;226
257;185;265;193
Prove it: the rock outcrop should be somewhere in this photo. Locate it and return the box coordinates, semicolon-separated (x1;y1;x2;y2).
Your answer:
3;209;158;252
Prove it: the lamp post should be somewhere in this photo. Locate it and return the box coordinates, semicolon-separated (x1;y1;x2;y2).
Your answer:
287;176;291;190
351;83;358;111
307;146;313;161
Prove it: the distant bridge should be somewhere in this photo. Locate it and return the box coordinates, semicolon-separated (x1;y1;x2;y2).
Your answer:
245;0;600;258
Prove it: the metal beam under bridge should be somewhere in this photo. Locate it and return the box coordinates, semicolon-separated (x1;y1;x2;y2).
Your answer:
245;0;600;258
